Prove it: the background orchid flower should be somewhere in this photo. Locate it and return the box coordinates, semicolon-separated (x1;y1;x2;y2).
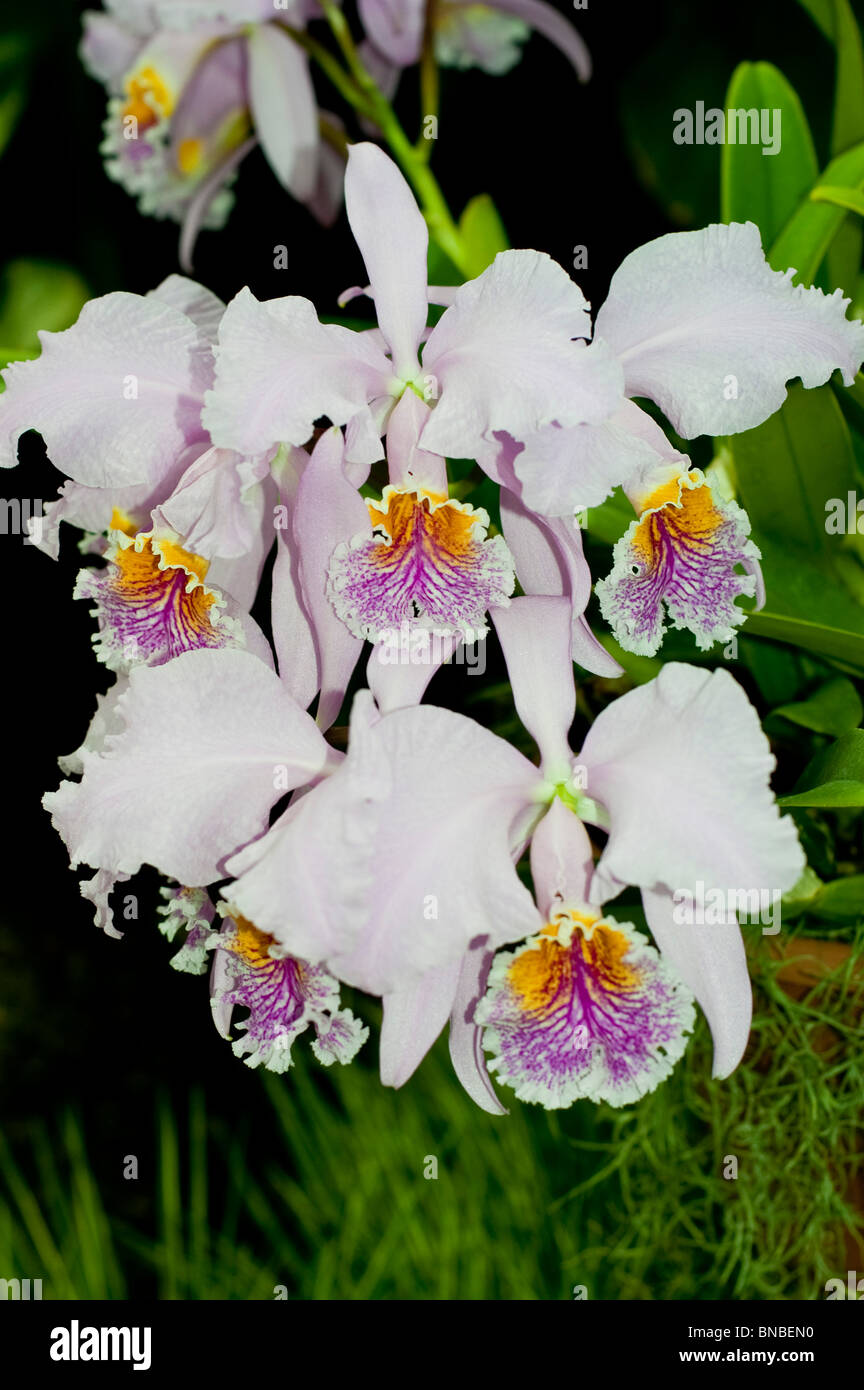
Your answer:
357;0;590;84
0;275;275;609
81;0;336;266
495;221;864;657
202;141;623;469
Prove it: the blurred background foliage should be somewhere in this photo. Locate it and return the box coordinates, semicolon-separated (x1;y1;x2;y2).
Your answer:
0;0;862;1299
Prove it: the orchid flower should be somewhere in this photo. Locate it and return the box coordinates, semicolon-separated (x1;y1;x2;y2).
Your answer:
81;0;340;267
357;0;590;83
202;141;622;472
499;223;864;655
225;596;801;1109
0;275;275;611
43;594;801;1106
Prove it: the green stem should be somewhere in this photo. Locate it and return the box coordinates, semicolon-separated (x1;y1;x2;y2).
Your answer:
314;0;471;276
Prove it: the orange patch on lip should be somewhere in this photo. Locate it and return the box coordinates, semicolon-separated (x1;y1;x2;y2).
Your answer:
111;537;215;629
631;477;724;569
123;66;173;131
510;917;638;1013
366;490;478;568
225;915;278;969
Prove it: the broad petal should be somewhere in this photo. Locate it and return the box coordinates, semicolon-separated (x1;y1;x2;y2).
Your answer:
0;291;212;484
202;287;390;457
580;663;805;902
227;691;543;996
491;596;576;781
380;957;463;1088
421;250;623;458
642;884;751;1080
44;648;328;886
595;221;864;437
345;144;428;378
247;24;319;202
509;398;683;515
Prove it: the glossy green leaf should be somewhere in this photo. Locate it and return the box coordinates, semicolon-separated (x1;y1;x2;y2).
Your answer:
743;536;864;672
780;727;864;803
770;141;864;282
809;874;864;918
720;63;819;245
811;182;864;215
725;382;856;560
775;677;863;735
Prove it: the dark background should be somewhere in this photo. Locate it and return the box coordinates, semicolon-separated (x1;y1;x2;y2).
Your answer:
0;0;847;1294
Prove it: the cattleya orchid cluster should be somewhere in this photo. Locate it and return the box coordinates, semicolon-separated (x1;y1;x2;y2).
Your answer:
4;128;864;1113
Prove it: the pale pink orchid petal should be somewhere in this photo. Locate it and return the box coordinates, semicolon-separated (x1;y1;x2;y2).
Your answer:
247;24;319;203
44;648;329;888
202;287;391;458
345;143;429;379
380;957;464;1088
420;250;624;459
499;491;622;678
642;884;752;1081
491;596;576;781
292;428;369;728
595;221;864;438
579;663;806;903
448;939;510;1116
0;289;213;486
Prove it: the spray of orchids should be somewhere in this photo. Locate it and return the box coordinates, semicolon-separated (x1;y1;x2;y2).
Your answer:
2;1;863;1113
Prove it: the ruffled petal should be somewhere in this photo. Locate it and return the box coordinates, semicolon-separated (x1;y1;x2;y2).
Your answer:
328;487;514;641
44;648;329;886
595;221;864;438
579;663;806;903
595;467;759;656
477;905;695;1108
210;908;368;1071
202;287;391;457
421;250;623;459
158;883;217;974
0;290;212;484
227;690;543;996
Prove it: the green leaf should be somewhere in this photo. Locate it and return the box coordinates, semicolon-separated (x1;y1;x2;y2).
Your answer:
809;874;864;919
743;535;864;672
811;182;864;215
584;488;632;546
775;677;863;735
0;260;89;351
726;382;856;560
770;140;864;282
828;0;864;156
457;195;510;278
779;727;864;804
720;63;819;245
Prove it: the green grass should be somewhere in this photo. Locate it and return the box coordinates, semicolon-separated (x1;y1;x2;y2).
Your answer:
0;925;861;1300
